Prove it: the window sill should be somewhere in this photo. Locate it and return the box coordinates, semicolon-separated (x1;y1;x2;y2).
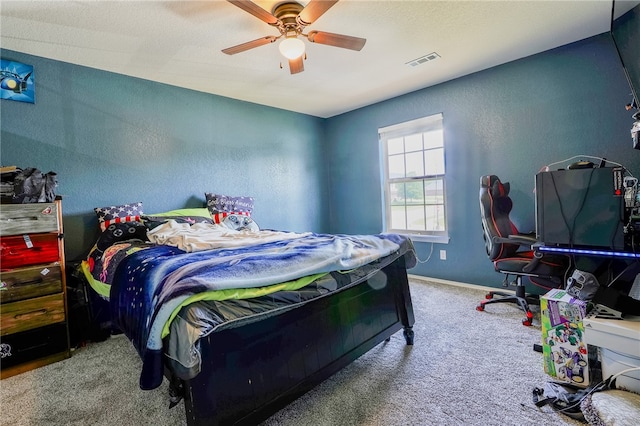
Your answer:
385;233;449;244
411;234;449;244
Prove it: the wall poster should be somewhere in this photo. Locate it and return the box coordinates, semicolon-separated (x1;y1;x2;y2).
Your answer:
0;59;35;103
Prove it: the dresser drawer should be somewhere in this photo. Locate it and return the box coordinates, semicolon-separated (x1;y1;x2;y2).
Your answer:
0;323;68;370
0;264;62;303
0;233;60;270
0;202;59;236
0;293;65;336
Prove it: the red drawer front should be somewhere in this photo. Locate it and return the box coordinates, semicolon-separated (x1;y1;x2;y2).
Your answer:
0;234;59;270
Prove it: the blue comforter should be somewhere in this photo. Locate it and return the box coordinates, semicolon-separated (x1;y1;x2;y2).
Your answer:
109;231;414;389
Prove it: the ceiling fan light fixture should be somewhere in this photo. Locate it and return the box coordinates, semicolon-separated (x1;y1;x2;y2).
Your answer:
278;37;305;60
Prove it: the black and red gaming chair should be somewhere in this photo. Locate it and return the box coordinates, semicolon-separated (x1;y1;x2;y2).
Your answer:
477;175;569;325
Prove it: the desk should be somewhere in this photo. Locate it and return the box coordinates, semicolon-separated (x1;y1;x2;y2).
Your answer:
539;245;640;286
539;245;640;259
539;245;640;316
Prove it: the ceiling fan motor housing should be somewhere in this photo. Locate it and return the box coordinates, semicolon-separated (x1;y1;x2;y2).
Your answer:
273;2;305;37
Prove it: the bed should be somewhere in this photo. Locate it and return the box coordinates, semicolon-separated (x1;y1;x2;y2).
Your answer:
81;201;416;425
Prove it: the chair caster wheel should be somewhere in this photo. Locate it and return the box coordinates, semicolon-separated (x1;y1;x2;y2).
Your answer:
485;293;493;300
522;318;533;326
476;304;485;312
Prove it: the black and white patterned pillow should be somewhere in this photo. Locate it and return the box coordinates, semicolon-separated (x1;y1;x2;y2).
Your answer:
95;221;149;250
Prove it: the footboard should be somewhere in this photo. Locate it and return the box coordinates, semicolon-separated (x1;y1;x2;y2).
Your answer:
182;255;415;426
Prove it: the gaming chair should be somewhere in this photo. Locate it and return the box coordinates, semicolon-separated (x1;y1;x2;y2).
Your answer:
477;175;570;326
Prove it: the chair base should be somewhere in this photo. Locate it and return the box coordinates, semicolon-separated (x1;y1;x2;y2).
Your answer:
475;282;540;326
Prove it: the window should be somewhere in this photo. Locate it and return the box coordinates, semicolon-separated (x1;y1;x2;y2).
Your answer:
379;113;448;242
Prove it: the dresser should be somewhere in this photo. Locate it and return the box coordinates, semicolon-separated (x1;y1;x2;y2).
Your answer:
0;198;70;378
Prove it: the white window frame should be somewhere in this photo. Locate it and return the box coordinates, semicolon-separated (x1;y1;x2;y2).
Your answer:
379;113;449;243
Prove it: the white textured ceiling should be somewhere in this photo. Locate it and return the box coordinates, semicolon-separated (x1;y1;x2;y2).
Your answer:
0;0;619;118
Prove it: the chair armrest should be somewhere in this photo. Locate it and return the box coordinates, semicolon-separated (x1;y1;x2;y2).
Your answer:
492;233;539;247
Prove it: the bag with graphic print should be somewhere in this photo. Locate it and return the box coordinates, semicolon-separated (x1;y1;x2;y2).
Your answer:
13;167;58;203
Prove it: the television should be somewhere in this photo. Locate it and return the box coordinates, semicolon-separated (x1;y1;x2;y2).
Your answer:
611;1;640;111
535;167;626;250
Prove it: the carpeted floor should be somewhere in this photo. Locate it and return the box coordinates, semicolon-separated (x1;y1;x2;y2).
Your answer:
0;278;584;426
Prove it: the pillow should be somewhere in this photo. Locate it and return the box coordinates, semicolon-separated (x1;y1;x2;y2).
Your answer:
220;214;260;232
94;202;144;232
141;214;214;230
205;193;254;224
95;222;149;251
87;221;150;287
148;208;211;218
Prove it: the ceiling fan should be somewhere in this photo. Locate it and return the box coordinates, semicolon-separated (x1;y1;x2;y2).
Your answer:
222;0;366;74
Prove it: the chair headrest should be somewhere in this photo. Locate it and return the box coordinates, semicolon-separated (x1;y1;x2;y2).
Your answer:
491;179;510;198
481;175;510;198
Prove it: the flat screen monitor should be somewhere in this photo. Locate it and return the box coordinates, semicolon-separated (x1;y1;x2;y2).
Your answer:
535;167;626;250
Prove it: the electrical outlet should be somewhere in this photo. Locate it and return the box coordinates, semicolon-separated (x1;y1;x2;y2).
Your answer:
439;250;446;260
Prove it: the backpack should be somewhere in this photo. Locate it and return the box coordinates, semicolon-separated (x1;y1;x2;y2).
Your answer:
12;167;58;203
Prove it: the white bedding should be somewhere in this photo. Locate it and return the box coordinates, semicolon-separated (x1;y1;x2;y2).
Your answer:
146;220;311;252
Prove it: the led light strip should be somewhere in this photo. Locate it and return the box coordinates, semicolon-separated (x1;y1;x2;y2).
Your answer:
539;246;640;258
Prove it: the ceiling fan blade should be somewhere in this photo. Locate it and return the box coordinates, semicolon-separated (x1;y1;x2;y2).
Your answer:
288;56;304;74
227;0;281;26
222;36;278;55
297;0;339;26
306;31;366;51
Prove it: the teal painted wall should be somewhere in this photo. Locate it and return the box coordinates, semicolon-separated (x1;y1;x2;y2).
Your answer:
0;50;327;261
324;33;640;288
2;33;638;290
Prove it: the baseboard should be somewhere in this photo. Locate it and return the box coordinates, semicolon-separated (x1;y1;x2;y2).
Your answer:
407;274;517;295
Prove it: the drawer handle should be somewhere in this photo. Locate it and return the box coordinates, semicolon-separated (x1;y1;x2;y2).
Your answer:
14;277;44;287
14;309;48;319
5;247;43;255
1;217;39;222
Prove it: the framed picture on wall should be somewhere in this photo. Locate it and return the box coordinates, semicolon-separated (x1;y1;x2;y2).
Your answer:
0;59;35;103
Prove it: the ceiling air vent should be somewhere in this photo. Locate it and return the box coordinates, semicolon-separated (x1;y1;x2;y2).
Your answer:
406;52;440;67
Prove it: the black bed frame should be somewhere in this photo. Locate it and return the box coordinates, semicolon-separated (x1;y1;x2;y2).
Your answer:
179;255;415;425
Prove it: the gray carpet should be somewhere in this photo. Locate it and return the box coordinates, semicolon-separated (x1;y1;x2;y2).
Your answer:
0;278;583;426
